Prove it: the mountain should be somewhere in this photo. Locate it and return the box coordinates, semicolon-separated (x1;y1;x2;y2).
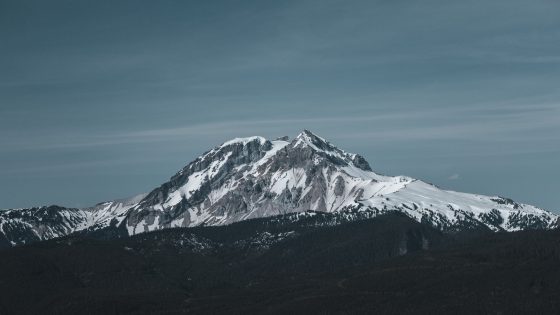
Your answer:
0;194;146;248
1;130;557;247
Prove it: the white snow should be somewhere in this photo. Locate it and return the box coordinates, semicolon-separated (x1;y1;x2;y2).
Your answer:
221;136;266;147
165;151;233;208
269;167;307;195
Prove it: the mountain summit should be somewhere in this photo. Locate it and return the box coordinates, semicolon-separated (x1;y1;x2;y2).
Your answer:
1;130;557;247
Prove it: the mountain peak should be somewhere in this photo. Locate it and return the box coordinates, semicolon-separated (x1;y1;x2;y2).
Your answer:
290;130;372;171
297;129;318;137
295;129;326;141
293;130;333;150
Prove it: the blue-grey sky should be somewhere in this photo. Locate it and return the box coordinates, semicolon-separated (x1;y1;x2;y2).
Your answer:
1;0;559;212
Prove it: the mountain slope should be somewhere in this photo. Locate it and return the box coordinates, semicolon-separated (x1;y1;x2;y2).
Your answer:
1;130;557;247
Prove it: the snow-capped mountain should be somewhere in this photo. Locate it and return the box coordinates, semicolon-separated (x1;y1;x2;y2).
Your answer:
0;194;146;247
1;130;557;247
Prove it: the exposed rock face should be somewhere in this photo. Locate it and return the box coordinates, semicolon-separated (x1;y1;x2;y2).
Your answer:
1;130;558;247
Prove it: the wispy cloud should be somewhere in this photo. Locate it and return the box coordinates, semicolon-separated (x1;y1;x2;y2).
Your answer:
2;100;558;155
448;174;460;180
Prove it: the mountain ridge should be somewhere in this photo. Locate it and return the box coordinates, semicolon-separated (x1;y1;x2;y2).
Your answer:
1;130;557;247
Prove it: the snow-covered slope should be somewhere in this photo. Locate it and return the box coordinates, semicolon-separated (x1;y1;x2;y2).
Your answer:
1;130;557;247
0;194;146;247
0;206;90;247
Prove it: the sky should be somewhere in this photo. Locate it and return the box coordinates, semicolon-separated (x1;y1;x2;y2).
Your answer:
1;0;559;212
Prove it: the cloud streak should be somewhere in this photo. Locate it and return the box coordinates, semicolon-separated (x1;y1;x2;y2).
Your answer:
2;100;559;154
448;174;460;180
